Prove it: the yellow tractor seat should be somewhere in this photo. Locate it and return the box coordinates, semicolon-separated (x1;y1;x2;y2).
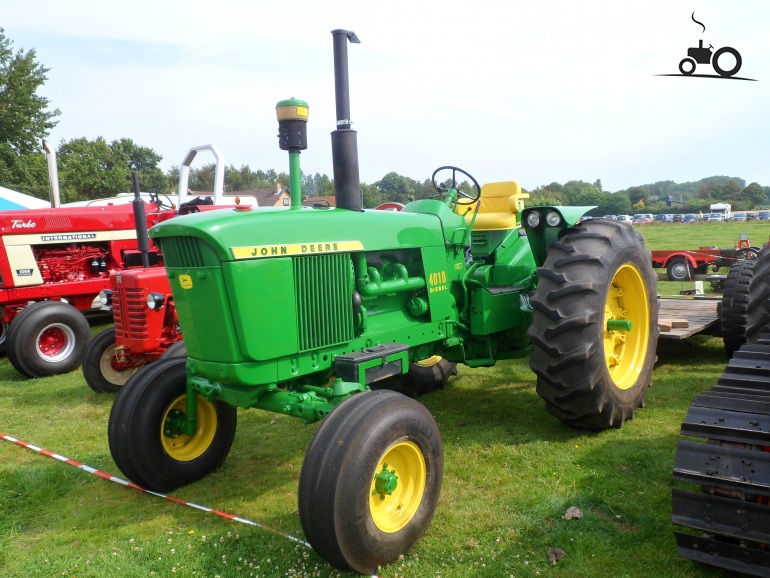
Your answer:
461;181;529;231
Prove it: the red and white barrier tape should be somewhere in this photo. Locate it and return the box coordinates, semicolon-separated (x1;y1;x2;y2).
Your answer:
1;431;384;577
0;431;310;546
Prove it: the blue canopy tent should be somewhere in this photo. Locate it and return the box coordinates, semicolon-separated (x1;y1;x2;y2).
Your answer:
0;186;50;210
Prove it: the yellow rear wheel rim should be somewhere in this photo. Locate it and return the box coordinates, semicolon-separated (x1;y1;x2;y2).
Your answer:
369;441;426;533
415;355;442;368
161;394;218;461
603;263;650;390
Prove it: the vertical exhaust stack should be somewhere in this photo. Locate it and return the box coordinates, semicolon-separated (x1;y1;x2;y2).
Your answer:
131;171;151;269
331;29;362;212
41;139;61;208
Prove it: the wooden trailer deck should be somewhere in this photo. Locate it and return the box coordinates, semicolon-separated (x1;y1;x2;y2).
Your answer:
656;297;720;340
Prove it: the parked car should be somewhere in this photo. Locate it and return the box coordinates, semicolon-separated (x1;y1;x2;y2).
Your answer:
730;213;747;221
673;214;683;222
632;213;653;224
757;210;770;220
615;215;633;224
681;214;698;223
654;214;674;223
746;212;757;220
705;213;725;222
603;215;617;220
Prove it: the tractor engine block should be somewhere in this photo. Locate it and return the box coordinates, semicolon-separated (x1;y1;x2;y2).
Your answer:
34;245;109;284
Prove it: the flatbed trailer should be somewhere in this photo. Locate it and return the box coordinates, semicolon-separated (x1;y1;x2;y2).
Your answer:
651;248;723;281
652;242;760;282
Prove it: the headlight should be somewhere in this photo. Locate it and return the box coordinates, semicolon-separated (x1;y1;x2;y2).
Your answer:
146;292;165;310
525;211;541;228
545;210;562;227
99;290;112;306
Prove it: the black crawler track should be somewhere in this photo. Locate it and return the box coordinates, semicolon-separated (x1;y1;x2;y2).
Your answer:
672;337;770;577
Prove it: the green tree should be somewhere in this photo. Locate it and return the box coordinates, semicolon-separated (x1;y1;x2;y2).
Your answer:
604;191;632;215
375;172;422;204
361;182;384;208
721;179;742;202
0;27;60;195
111;138;167;192
697;181;720;200
742;182;768;208
57;137;131;202
625;186;649;206
562;180;604;207
303;172;333;197
526;185;567;206
0;28;59;155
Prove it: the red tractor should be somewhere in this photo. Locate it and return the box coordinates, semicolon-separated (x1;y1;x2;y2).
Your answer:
82;145;236;392
0;198;175;377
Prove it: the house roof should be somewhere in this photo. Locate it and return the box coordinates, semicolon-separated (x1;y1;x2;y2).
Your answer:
304;196;336;208
189;188;287;207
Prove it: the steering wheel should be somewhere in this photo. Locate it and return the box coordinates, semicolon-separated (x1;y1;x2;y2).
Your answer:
148;189;174;210
431;166;481;205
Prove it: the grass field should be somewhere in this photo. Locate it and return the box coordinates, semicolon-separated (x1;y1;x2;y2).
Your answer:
0;221;755;578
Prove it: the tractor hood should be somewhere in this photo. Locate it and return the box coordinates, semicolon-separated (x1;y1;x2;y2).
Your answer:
149;206;447;264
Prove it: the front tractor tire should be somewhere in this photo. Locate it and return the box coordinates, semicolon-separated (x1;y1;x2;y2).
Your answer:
6;301;92;378
529;219;659;429
82;328;144;393
298;390;443;574
107;357;237;492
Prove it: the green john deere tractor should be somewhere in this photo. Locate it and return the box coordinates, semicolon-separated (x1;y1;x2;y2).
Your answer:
107;30;659;575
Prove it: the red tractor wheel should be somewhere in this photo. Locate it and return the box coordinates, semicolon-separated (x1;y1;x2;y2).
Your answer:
6;301;91;378
82;327;145;393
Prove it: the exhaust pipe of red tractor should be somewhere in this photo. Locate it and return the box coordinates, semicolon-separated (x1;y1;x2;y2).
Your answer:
131;171;151;269
331;29;362;212
41;139;61;208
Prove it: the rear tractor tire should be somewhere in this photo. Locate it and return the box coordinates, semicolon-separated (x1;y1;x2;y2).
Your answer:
719;258;757;357
529;219;659;429
298;390;443;574
82;328;145;393
6;301;92;378
717;244;770;352
107;357;237;492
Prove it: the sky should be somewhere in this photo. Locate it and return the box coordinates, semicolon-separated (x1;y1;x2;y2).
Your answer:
3;0;770;193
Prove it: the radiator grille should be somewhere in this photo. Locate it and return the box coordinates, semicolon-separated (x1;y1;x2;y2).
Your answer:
294;253;354;351
113;287;148;339
157;237;207;268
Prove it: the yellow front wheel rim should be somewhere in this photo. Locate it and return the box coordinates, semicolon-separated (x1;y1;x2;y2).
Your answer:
369;441;426;533
603;263;650;390
161;394;218;461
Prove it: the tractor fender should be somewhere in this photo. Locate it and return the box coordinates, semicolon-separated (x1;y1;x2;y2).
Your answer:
663;252;698;269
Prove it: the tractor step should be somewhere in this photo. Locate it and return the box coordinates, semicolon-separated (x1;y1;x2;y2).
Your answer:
335;343;410;386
